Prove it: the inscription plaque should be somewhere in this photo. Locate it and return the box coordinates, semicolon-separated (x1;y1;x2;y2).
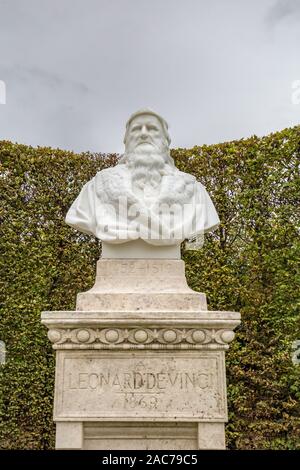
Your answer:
54;351;227;421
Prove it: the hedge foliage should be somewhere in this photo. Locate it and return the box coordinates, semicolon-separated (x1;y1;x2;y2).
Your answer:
0;126;299;449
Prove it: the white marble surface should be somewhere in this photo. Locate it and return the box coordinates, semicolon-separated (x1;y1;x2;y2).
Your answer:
101;239;181;259
65;109;220;250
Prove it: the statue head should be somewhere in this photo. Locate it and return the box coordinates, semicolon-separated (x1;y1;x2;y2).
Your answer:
120;109;174;169
123;108;171;153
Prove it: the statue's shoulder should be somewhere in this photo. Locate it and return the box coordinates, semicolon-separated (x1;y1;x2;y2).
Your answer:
176;170;197;184
176;170;208;189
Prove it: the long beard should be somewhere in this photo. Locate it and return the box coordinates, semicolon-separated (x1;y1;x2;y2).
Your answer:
118;149;194;206
126;150;167;190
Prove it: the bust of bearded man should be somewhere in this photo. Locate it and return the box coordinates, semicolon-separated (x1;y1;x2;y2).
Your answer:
65;109;220;257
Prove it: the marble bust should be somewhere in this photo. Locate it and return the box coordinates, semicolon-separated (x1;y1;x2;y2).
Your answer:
65;109;220;248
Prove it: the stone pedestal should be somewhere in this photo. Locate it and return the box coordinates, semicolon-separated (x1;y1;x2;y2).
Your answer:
42;259;240;450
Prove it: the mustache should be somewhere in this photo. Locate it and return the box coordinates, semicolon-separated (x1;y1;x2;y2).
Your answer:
135;139;156;146
118;147;175;170
126;153;166;171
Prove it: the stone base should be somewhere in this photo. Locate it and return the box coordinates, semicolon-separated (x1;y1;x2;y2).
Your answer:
76;259;207;311
56;422;225;450
42;309;240;450
42;259;240;450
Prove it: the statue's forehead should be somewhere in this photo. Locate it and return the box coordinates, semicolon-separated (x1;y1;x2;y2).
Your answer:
128;114;162;128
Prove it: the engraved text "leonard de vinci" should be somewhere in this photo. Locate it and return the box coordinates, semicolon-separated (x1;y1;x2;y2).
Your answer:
68;371;212;392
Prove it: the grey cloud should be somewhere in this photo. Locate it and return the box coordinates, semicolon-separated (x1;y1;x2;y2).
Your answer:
1;64;90;93
266;0;300;26
0;0;299;153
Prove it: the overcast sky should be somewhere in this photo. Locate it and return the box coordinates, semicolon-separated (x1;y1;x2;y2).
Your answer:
0;0;299;153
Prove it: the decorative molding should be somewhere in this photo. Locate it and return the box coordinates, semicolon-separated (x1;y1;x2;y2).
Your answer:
47;327;236;350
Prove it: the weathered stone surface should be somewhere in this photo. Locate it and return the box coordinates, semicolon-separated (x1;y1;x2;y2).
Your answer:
42;310;240;350
42;307;239;449
41;258;241;449
88;259;195;292
56;422;83;450
198;422;226;449
83;422;198;450
76;259;207;311
54;350;226;421
56;421;225;450
77;292;207;311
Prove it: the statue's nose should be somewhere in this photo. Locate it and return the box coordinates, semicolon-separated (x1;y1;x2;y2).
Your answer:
140;125;148;138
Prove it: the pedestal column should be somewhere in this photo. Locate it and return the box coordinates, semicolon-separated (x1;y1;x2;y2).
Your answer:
42;259;240;450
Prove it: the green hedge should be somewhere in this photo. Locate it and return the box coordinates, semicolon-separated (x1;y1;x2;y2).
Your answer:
0;127;299;449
